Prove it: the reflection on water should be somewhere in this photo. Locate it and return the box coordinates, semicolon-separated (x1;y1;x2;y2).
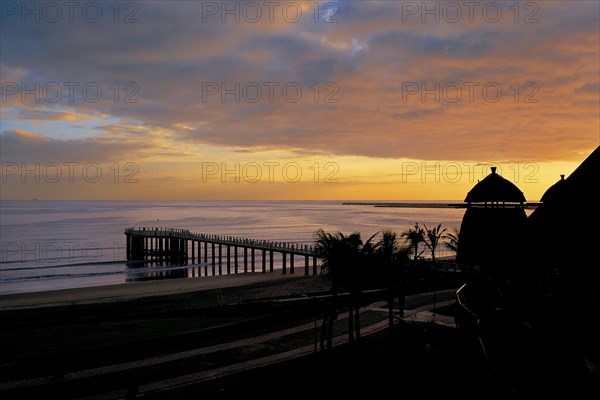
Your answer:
125;261;190;282
124;250;302;282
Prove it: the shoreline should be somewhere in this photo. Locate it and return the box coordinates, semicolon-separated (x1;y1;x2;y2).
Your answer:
0;272;322;311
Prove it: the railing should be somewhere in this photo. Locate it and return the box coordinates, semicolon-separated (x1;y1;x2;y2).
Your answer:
455;283;490;362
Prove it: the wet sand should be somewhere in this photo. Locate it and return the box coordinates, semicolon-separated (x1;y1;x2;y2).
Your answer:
0;273;326;310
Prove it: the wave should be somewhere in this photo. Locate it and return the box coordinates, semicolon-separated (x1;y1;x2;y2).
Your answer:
0;261;207;283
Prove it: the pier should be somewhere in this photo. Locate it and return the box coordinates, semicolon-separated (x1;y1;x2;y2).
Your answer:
124;227;319;276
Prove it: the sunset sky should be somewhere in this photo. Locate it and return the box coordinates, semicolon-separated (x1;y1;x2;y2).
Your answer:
1;0;598;201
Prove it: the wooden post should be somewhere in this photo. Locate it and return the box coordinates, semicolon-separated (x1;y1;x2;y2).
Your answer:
218;244;222;275
200;241;203;263
244;247;248;273
165;237;170;261
234;246;239;274
313;256;318;275
130;235;134;260
227;245;231;274
282;252;287;275
262;249;266;273
251;248;255;272
305;255;309;276
270;250;274;272
138;236;144;260
191;240;195;262
290;248;294;274
211;242;216;275
204;242;208;264
168;238;175;261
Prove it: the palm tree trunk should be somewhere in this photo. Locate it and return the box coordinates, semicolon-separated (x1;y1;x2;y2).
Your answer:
348;304;355;343
326;288;338;350
354;304;361;341
398;286;405;318
387;287;394;333
431;256;436;310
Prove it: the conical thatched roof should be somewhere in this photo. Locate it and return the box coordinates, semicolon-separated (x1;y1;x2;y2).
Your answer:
535;146;600;208
540;174;566;203
464;167;526;203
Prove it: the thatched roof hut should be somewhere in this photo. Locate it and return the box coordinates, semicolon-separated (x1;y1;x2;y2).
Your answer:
457;167;527;269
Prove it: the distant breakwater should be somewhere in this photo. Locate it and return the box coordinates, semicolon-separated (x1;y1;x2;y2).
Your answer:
342;202;541;209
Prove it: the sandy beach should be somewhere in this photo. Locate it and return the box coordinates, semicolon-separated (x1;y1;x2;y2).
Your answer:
0;272;329;310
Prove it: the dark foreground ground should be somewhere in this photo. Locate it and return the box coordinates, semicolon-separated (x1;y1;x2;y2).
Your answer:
144;319;498;400
143;315;598;400
1;274;597;399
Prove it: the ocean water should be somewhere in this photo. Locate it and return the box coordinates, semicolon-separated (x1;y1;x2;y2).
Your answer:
0;200;467;295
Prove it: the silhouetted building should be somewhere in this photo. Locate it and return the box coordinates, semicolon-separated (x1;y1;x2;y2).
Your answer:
456;167;527;270
527;146;600;280
455;148;599;394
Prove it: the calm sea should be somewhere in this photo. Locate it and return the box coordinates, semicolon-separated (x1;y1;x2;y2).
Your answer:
0;200;467;295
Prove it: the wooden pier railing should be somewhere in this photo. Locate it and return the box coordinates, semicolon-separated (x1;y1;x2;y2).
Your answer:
124;227;319;276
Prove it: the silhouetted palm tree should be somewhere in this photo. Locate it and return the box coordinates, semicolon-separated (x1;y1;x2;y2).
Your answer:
314;229;344;349
315;229;377;348
350;231;378;343
375;230;409;331
423;223;447;264
401;223;425;262
314;228;377;346
424;223;447;309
